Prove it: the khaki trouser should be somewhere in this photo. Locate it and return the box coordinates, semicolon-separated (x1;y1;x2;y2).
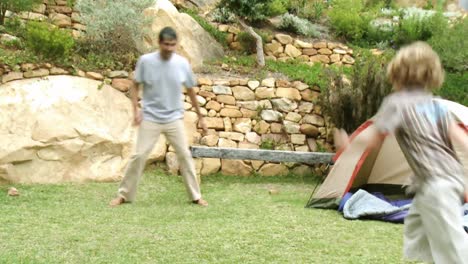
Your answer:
404;177;468;263
118;120;201;202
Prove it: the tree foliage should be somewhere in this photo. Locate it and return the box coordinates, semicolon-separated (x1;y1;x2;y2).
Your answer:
218;0;275;23
24;21;75;59
321;50;394;132
75;0;154;53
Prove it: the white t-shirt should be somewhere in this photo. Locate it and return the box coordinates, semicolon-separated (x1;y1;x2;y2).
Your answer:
134;52;196;123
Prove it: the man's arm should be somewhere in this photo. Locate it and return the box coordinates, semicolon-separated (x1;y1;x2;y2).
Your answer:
131;56;144;126
130;80;142;126
187;88;207;133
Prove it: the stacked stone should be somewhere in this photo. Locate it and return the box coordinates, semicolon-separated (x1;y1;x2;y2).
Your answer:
181;76;333;177
217;24;355;66
0;64;333;177
265;34;355;66
4;0;85;38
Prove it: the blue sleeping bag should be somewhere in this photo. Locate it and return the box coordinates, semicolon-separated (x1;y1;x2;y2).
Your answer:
339;190;411;223
340;190;468;230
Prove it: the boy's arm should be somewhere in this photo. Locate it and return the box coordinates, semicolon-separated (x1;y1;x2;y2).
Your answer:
333;126;385;151
449;122;468;153
367;127;386;149
334;96;395;151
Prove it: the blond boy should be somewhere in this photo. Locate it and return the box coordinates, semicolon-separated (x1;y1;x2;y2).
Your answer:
335;42;468;263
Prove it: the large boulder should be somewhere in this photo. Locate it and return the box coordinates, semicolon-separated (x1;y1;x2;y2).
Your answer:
0;76;164;184
139;0;224;71
174;0;220;12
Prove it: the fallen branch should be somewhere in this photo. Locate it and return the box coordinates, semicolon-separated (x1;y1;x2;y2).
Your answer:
238;19;265;68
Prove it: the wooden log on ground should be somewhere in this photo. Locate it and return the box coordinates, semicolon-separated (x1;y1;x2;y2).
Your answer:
191;146;334;164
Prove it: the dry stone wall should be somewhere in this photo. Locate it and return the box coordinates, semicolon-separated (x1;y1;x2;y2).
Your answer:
6;1;355;67
5;0;85;38
1;63;333;177
217;24;356;66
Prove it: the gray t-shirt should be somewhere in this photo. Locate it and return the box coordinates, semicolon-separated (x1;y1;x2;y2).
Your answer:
374;90;464;193
134;52;196;123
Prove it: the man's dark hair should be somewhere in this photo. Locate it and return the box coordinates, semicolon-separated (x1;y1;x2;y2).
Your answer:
159;27;177;42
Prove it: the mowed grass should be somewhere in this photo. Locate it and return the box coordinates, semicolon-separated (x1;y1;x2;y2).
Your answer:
0;169;406;264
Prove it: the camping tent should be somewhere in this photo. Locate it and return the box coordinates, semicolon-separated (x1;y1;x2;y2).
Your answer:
307;98;468;209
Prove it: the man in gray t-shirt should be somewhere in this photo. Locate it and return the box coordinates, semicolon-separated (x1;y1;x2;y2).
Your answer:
110;27;208;207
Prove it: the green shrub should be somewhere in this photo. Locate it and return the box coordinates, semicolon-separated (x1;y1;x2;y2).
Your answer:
429;18;467;73
268;0;288;16
237;30;272;54
66;0;76;7
0;47;38;68
286;0;327;21
355;18;396;48
2;38;23;49
218;0;275;22
278;13;319;37
76;0;154;53
436;72;468;106
393;11;448;47
183;9;228;47
24;22;74;59
237;32;257;54
4;17;24;36
73;38;138;71
211;7;236;23
320;49;393;132
309;1;326;21
0;0;42;25
260;139;276;150
328;0;371;41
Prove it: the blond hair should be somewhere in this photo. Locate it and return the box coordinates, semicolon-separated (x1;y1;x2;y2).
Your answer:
387;41;444;91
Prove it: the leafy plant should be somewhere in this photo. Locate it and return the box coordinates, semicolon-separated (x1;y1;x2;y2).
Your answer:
0;47;38;68
24;21;75;59
66;0;76;7
76;0;154;53
328;0;372;41
362;21;395;47
278;13;319;37
211;7;236;23
0;0;42;25
4;17;24;36
183;9;228;47
73;38;137;71
429;18;467;73
2;38;23;49
320;49;393;132
237;31;271;54
436;72;468;106
393;11;448;47
310;1;326;21
218;0;275;22
267;0;288;16
286;0;327;21
260;139;277;150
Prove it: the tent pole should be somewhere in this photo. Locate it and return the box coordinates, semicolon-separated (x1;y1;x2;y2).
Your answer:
306;164;331;207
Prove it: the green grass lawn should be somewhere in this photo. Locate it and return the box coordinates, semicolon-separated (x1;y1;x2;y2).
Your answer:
0;168;407;264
